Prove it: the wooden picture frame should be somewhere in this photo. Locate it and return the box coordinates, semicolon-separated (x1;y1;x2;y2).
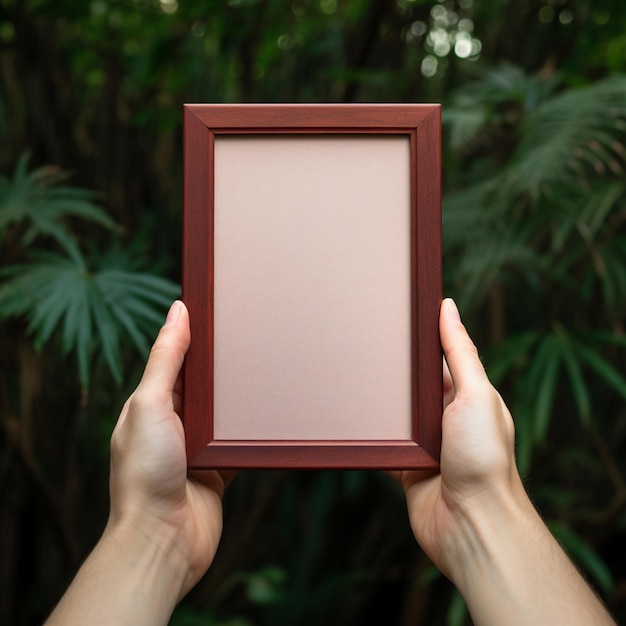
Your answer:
183;104;442;469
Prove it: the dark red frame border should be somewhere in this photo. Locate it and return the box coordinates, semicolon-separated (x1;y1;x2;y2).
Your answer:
183;104;442;469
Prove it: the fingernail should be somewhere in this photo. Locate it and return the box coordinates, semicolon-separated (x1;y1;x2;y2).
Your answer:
165;300;182;326
444;298;461;323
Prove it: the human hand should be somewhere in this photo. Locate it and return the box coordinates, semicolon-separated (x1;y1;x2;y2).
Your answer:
108;300;232;598
391;298;525;583
392;299;615;625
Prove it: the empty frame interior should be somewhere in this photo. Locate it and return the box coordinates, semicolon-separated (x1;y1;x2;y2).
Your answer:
213;135;412;440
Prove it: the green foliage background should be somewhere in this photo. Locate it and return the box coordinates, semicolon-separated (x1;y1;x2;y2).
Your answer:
1;0;626;624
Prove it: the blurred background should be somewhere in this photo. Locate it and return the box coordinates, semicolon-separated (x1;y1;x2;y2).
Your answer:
1;0;626;624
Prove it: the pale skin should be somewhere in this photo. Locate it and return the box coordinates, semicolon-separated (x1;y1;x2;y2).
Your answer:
45;299;615;626
391;298;615;625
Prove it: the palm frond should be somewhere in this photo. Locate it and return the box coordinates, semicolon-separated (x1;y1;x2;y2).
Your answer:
0;250;180;387
443;63;560;153
0;153;116;250
453;224;540;311
507;76;626;197
485;324;626;454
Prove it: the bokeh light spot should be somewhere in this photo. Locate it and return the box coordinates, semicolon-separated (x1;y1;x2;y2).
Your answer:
411;20;427;37
458;18;474;32
421;55;438;77
159;0;178;14
277;34;294;50
454;32;472;58
538;6;555;23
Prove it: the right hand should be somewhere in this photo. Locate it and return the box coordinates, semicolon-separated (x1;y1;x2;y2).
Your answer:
390;298;526;583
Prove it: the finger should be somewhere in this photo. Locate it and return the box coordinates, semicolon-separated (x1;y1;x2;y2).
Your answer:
138;300;191;398
384;468;437;488
188;469;238;499
443;357;455;409
440;298;488;394
400;467;438;484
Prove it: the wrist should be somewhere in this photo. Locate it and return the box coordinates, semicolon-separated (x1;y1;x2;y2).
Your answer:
444;476;539;596
46;509;190;626
442;478;616;626
103;510;190;607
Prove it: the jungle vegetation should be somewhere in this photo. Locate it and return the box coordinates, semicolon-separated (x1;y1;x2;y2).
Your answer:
1;0;626;624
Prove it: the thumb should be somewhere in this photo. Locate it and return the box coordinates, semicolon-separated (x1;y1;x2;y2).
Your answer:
440;298;488;394
138;300;191;398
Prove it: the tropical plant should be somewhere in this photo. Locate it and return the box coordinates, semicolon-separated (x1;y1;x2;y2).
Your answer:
0;155;179;387
0;153;116;257
3;1;626;624
0;155;179;625
444;70;626;436
442;68;626;610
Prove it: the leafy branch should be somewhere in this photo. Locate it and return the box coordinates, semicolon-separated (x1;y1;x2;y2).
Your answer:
0;155;179;388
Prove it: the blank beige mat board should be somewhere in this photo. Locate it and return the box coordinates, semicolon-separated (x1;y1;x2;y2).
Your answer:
212;135;412;440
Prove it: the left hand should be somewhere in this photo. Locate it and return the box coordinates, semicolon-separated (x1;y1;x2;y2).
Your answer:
108;300;233;598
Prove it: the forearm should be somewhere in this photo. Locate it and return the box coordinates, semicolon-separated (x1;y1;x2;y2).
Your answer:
45;518;187;626
449;485;615;626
